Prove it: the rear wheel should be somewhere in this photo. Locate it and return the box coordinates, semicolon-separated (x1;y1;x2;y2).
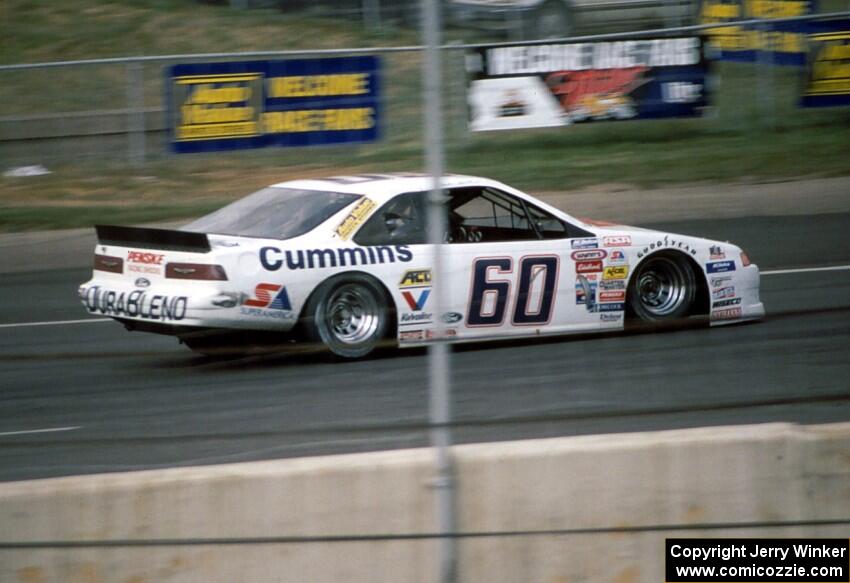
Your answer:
627;252;696;323
304;275;389;359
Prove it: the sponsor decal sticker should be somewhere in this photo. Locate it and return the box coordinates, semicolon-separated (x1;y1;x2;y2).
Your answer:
399;269;432;289
241;283;295;319
244;283;292;310
599;279;626;290
82;286;187;322
711;276;732;288
602;235;631;247
601;312;622;322
597;302;625;312
636;234;698;259
399;329;424;341
401;288;433;325
599;290;626;303
607;249;627;264
575;275;597;306
571;249;607;261
712;298;742;308
260;245;413;271
335;197;377;240
127;251;164;265
571;238;598;250
711;307;742;321
603;265;629;280
401;312;432;324
576;259;604;274
706;260;736;273
426;328;458;340
712;286;736;300
134;277;151;288
402;289;430;311
128;264;161;275
709;245;726;260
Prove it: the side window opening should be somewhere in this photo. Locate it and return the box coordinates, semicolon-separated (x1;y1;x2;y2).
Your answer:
353;187;589;246
353;192;427;246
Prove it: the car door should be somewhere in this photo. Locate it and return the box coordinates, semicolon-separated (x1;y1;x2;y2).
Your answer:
440;186;604;342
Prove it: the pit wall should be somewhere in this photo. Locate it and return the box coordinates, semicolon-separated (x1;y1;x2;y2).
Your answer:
1;422;848;582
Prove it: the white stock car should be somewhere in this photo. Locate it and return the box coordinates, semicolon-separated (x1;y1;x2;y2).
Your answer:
79;173;764;358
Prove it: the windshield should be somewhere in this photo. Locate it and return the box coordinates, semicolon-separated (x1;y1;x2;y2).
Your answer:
183;187;361;239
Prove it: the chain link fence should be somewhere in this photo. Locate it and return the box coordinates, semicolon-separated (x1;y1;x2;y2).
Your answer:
1;12;847;176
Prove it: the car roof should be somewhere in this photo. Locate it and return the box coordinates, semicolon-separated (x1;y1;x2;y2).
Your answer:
270;173;503;203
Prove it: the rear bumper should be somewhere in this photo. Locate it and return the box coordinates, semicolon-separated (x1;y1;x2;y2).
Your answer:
78;280;297;333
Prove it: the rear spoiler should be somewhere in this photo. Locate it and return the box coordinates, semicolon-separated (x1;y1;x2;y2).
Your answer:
95;225;211;253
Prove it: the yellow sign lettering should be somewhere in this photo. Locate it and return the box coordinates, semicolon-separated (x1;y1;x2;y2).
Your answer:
181;105;254;125
189;84;252;104
267;74;370;98
262;108;375;133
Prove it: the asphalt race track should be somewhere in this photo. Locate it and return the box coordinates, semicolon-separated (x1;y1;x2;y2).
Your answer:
0;214;848;482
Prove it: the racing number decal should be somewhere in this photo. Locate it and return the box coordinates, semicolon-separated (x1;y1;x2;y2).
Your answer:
467;256;559;327
513;255;559;325
467;257;512;326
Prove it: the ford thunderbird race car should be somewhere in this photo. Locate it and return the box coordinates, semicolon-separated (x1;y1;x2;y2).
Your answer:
79;173;764;357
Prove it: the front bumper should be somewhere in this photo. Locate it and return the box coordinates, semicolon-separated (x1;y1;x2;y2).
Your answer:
709;264;765;326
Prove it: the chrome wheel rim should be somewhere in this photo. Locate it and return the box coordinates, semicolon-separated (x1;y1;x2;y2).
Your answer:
635;256;690;317
325;284;380;345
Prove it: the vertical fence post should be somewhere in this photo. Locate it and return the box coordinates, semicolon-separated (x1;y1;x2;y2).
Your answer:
126;61;146;167
422;0;456;581
448;41;469;145
756;20;775;130
363;0;381;30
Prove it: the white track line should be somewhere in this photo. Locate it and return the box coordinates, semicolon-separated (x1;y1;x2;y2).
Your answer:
0;426;81;437
0;318;110;329
762;265;850;276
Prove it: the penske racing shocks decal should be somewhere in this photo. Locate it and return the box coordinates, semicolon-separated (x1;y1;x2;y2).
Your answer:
82;286;187;321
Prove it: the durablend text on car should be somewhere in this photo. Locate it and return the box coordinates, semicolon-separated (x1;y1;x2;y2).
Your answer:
80;173;764;358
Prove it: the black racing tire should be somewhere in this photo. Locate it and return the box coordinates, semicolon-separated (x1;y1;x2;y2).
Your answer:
531;0;572;39
627;252;697;323
303;274;390;359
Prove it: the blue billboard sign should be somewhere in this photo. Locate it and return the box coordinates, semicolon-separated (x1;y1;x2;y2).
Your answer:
167;56;381;153
466;37;710;131
801;19;850;108
699;0;817;66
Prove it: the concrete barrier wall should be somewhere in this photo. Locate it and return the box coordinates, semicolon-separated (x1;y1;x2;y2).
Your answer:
1;422;848;582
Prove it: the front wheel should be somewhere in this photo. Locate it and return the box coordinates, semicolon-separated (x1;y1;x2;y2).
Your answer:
627;253;696;323
304;275;389;359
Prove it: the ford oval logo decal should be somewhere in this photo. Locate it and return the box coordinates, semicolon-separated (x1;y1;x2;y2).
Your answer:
442;312;463;324
134;277;151;288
